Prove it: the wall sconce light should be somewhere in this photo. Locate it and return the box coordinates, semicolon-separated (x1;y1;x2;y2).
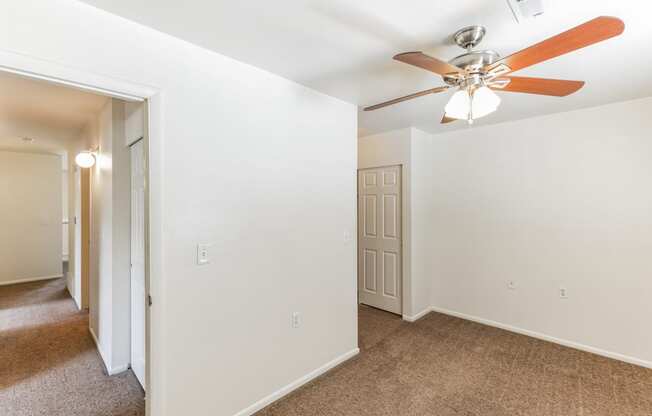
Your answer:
75;150;96;168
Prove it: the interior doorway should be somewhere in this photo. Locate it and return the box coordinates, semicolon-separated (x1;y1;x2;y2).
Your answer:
357;165;403;315
0;61;155;415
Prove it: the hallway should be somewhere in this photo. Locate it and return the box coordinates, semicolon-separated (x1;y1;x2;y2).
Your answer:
0;278;145;416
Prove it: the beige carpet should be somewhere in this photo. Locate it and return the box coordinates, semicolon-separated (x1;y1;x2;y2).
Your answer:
257;304;652;415
0;278;145;416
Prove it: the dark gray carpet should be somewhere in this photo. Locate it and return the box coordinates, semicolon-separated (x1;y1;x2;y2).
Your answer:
6;278;650;415
0;278;145;416
257;304;652;415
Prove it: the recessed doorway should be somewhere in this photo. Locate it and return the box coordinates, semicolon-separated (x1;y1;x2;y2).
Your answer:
0;64;154;416
357;165;402;315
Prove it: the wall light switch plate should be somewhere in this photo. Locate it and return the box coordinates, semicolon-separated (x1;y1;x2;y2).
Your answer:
197;243;211;265
292;312;301;328
559;287;568;299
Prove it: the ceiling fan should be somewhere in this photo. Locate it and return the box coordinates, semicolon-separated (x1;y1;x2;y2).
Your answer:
364;16;625;124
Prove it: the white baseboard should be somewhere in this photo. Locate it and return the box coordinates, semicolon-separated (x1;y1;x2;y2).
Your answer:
109;363;130;375
65;272;82;311
89;326;130;376
0;274;62;286
429;306;652;369
72;294;82;311
89;326;109;370
402;307;431;322
233;348;360;416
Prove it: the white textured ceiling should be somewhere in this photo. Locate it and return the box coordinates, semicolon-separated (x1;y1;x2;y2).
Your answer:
0;72;106;153
79;0;652;136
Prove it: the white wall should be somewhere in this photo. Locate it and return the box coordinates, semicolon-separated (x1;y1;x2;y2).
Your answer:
0;2;357;415
0;151;62;284
412;97;652;367
409;128;435;318
358;128;411;169
0;120;82;294
89;99;131;374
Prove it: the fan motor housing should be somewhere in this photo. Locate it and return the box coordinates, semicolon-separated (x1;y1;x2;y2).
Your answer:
448;50;500;70
445;25;501;86
444;50;500;86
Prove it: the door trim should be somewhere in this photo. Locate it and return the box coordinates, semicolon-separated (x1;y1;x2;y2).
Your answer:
129;138;146;389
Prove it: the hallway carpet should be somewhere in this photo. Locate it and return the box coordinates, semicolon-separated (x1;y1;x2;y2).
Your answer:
257;305;652;415
0;278;145;416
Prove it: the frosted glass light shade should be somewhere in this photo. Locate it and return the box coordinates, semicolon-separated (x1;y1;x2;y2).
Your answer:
75;151;96;168
444;89;471;120
471;86;501;118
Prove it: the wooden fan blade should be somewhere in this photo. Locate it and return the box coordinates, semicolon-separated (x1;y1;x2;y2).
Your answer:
364;86;449;111
394;52;462;76
487;16;624;74
490;76;585;96
441;114;456;124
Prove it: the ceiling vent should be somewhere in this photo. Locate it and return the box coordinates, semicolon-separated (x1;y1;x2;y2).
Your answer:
506;0;545;23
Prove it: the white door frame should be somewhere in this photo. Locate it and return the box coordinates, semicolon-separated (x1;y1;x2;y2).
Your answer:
0;49;160;416
357;164;404;315
130;139;146;389
73;166;84;310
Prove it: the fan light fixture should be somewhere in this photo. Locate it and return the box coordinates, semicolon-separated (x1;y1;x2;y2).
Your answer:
444;89;471;120
75;151;96;168
444;86;501;124
363;17;625;125
472;86;501;118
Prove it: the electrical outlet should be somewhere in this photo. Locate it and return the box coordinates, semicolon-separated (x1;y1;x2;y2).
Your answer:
197;243;211;265
291;312;301;328
507;280;517;290
559;287;568;299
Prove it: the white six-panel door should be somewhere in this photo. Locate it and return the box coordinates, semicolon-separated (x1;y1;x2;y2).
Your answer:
130;139;146;389
357;165;402;314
